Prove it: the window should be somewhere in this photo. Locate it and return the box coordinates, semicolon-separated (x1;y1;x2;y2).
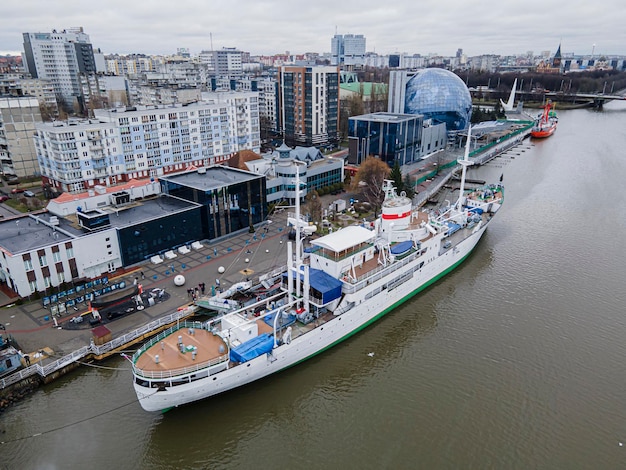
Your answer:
66;246;74;258
39;254;47;267
29;281;37;293
53;251;61;263
24;259;33;271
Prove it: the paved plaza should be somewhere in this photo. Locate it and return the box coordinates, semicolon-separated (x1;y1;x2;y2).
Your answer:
0;210;292;356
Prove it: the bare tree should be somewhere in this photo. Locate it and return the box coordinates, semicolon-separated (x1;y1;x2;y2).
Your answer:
305;190;322;225
353;156;390;215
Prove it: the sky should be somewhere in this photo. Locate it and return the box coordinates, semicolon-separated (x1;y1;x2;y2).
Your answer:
1;0;625;58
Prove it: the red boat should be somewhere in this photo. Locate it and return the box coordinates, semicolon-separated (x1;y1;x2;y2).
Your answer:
530;101;558;138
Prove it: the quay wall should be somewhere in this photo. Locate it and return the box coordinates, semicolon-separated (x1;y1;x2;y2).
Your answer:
0;307;196;413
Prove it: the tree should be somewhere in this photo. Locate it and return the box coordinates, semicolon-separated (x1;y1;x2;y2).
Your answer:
402;174;415;199
389;161;403;193
339;93;365;140
305;190;322;225
353;156;390;215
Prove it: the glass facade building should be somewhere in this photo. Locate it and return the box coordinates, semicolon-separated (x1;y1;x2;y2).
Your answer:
404;69;472;131
160;168;267;241
118;206;203;266
347;113;423;166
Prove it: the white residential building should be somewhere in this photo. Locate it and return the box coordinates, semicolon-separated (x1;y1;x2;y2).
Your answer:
35;92;261;193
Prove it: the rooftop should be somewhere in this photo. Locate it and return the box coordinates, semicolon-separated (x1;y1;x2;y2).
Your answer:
160;166;262;192
312;225;375;253
0;214;73;255
0;196;199;255
349;112;422;123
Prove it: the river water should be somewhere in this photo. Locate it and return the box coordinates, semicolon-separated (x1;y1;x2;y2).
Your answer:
3;103;626;469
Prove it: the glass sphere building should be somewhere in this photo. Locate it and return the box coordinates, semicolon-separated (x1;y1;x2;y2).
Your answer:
404;68;472;131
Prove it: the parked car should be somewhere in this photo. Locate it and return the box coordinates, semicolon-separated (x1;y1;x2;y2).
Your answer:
0;195;8;202
11;188;25;194
24;190;36;197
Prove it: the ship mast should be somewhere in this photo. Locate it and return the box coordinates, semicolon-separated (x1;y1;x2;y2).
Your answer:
294;162;303;299
456;124;474;209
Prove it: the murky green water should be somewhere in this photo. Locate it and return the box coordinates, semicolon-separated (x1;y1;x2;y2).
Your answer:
3;103;626;470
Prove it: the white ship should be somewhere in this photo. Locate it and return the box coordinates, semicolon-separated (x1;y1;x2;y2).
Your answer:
130;129;504;412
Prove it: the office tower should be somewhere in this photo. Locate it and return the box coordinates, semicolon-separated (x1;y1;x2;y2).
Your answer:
331;34;366;66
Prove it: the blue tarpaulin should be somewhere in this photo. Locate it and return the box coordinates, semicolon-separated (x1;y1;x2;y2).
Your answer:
283;268;343;305
263;311;297;328
229;333;274;363
390;240;413;255
468;207;484;215
446;222;461;235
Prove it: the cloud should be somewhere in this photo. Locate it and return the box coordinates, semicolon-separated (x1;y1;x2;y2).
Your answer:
1;0;625;57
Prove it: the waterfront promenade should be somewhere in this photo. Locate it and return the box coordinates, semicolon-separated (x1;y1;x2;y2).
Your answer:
0;129;531;384
0;208;292;360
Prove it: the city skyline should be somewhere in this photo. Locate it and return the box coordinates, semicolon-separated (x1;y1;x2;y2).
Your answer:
1;0;625;58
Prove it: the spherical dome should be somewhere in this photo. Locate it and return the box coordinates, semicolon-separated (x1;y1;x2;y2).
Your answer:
174;274;186;286
404;69;472;131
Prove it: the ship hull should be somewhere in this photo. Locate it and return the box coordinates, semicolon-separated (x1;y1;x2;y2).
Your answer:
530;125;556;138
134;222;491;412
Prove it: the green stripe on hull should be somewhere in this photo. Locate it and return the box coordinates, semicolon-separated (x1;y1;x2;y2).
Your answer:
282;239;482;372
157;236;483;411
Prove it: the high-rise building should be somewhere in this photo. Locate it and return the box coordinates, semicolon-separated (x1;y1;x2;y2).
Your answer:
278;65;339;147
0;96;42;177
201;48;243;78
22;27;96;111
331;34;366;66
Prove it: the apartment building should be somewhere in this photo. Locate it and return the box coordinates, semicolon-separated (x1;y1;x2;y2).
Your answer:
35;92;260;193
22;27;97;110
278;65;339;147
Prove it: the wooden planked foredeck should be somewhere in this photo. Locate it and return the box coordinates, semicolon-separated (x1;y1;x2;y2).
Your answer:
135;318;276;372
135;327;226;372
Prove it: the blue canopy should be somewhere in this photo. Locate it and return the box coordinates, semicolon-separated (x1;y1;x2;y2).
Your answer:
229;333;274;363
283;267;343;305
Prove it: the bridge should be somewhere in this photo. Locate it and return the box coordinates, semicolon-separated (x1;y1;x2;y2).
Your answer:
543;91;626;108
471;88;626;108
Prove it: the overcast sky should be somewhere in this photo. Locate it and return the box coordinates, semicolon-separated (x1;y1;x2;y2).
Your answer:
1;0;625;58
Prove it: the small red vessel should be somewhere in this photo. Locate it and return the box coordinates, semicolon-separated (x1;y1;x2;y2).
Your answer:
530;101;558;138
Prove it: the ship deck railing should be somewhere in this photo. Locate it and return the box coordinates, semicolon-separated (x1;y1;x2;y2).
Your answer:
342;248;425;294
132;353;230;380
132;320;206;363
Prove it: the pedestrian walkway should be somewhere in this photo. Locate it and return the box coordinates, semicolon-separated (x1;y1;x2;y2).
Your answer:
0;210;289;356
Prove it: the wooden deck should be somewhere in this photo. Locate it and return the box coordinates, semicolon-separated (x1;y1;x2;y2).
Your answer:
135;318;275;372
135;327;226;372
